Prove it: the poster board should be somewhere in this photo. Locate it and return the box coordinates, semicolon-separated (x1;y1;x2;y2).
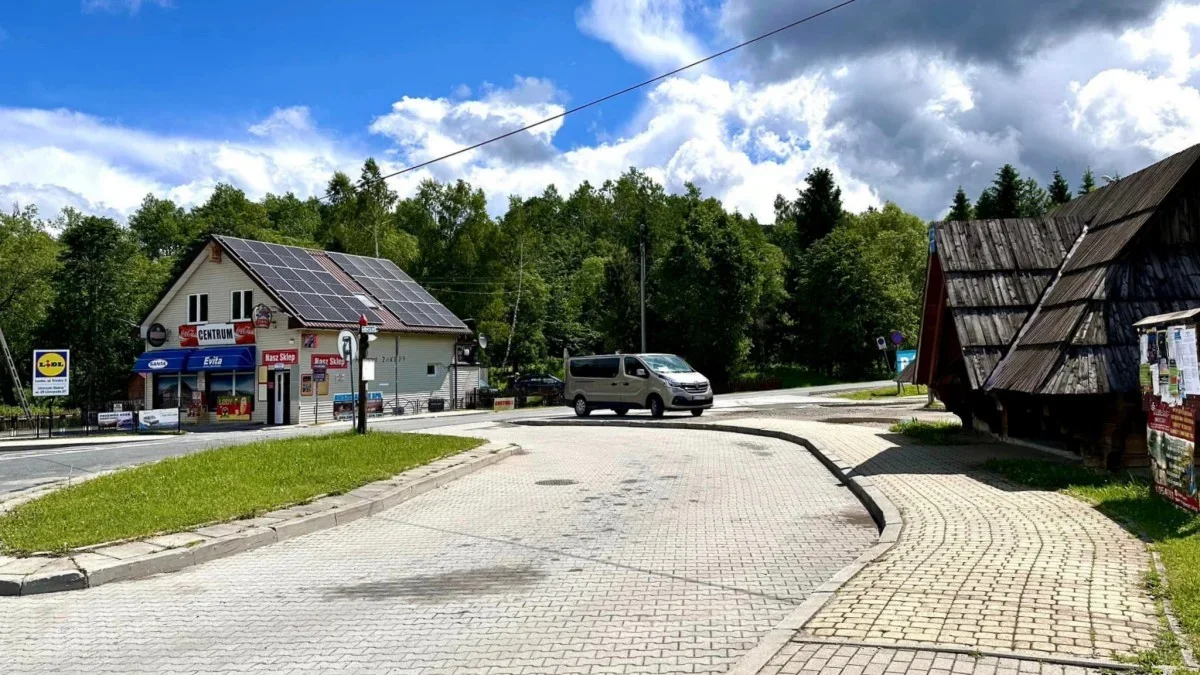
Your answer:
1139;319;1200;513
97;411;134;431
1147;400;1199;511
138;408;179;431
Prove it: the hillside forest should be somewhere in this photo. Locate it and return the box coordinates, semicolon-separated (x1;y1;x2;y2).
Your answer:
0;160;1096;408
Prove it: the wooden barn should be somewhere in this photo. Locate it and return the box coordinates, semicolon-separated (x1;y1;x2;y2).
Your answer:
916;143;1200;466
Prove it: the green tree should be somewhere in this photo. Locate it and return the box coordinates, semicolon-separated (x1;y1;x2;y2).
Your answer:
948;187;973;221
790;167;843;249
1080;167;1097;194
975;188;999;219
45;216;149;407
1049;169;1072;206
993;164;1022;218
262;193;322;244
189;183;271;240
0;206;61;405
1019;177;1051;218
656;198;763;384
129;195;191;259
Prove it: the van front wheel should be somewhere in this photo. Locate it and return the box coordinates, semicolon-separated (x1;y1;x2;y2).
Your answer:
573;396;591;417
690;408;704;417
648;395;665;418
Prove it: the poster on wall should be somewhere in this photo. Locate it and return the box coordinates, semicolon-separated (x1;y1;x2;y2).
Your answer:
216;395;252;421
332;392;384;420
302;333;318;349
97;411;134;430
1147;399;1199;512
1140;333;1153;394
301;374;313;397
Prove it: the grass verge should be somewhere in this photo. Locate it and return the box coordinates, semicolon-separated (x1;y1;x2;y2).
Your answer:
0;431;482;555
838;384;924;400
985;458;1200;660
889;419;964;445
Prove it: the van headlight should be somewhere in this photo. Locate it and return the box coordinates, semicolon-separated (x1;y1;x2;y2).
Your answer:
663;377;681;388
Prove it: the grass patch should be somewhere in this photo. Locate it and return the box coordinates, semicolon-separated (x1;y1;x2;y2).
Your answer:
0;431;481;555
731;366;843;390
888;419;964;445
838;384;924;400
986;458;1200;658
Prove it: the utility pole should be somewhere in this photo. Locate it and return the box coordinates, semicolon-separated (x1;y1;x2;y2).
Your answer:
357;315;370;434
640;226;647;354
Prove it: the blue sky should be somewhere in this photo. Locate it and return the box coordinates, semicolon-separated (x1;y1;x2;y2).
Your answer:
3;1;648;152
1;0;1198;222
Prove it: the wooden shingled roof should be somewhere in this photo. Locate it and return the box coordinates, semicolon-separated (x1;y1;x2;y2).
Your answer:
986;143;1200;395
930;216;1084;388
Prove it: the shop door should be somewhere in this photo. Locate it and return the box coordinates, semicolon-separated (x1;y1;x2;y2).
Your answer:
271;371;291;425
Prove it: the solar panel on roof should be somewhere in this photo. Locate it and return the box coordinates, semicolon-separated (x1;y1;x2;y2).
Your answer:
326;251;467;329
216;236;382;325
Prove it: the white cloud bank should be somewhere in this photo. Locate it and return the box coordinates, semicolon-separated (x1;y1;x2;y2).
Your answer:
3;1;1200;222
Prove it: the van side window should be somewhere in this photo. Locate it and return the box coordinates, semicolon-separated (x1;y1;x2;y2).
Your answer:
624;356;647;378
569;358;593;378
595;357;619;378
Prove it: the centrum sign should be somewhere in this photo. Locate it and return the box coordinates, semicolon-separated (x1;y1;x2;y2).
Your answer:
179;321;255;347
32;349;70;397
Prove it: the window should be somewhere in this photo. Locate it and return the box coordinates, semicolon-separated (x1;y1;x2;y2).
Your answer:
354;294;378;309
187;294;209;324
231;290;253;321
427;364;437;376
624;356;648;378
205;372;256;412
569;357;619;379
153;374;198;409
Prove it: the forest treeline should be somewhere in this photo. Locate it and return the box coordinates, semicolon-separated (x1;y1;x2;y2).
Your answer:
0;159;1090;406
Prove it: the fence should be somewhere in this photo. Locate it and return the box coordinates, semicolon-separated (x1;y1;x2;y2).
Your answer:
0;400;180;440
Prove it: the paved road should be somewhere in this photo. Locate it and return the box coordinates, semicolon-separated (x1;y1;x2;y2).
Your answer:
2;424;878;674
0;381;893;496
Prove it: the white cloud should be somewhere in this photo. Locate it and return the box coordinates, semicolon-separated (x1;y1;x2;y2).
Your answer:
5;2;1200;224
577;0;706;72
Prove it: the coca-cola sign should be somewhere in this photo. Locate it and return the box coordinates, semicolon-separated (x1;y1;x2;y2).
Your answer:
179;322;255;347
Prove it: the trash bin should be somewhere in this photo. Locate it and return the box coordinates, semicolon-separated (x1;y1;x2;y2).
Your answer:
428;398;445;413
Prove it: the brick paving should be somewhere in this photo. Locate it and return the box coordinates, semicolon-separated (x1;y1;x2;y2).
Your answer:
709;418;1159;672
760;642;1106;674
0;425;876;674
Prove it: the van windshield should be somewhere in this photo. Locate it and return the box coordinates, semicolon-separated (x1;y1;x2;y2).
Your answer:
642;354;694;374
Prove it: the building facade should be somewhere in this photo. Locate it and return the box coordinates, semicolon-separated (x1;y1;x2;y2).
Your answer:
134;236;478;426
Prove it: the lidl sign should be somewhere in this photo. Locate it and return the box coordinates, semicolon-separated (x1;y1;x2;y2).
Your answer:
32;349;70;397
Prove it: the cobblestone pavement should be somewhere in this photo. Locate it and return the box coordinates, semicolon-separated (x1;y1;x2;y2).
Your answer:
0;425;877;674
708;418;1159;671
760;642;1107;674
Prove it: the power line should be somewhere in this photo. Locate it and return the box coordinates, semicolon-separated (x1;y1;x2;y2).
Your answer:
326;0;860;201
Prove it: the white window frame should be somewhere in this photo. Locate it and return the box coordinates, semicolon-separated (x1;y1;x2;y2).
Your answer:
231;290;253;321
187;293;209;324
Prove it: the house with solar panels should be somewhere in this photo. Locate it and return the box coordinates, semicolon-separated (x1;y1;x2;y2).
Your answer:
133;235;477;426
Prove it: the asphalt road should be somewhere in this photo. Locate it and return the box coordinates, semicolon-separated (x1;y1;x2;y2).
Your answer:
0;380;893;497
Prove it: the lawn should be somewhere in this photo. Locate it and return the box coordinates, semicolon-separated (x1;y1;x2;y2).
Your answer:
986;458;1200;659
889;419;965;445
0;431;482;555
729;365;843;391
838;383;924;400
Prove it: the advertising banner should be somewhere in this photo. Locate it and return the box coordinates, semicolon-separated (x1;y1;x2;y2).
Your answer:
97;411;134;431
138;408;179;431
301;374;314;397
32;349;69;397
216;395;252;421
179;322;255;347
332;392;383;420
1147;399;1199;512
494;397;516;411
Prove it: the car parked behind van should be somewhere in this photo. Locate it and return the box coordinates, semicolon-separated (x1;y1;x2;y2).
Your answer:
565;353;712;418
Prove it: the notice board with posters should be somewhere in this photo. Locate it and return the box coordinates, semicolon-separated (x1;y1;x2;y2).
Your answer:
1137;313;1200;512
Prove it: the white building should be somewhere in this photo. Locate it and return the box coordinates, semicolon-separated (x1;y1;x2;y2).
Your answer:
134;236;480;426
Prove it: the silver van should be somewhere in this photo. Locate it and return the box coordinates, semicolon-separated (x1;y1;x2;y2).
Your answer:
565;353;712;418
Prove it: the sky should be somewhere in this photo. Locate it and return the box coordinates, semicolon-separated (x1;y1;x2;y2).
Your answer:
2;0;1200;223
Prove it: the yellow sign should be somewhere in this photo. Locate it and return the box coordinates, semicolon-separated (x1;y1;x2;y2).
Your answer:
36;352;66;377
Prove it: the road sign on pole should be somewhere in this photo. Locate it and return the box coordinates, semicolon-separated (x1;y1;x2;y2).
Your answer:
32;349;69;397
890;330;904;346
875;336;887;351
337;330;358;361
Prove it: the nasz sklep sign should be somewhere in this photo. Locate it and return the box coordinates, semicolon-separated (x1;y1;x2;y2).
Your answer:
32;349;69;397
179;322;255;347
262;349;298;367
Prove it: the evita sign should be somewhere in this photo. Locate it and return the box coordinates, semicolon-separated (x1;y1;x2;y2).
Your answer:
32;349;69;397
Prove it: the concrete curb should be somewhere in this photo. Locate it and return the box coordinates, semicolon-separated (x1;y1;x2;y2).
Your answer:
787;638;1138;672
511;419;903;675
1;442;519;596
